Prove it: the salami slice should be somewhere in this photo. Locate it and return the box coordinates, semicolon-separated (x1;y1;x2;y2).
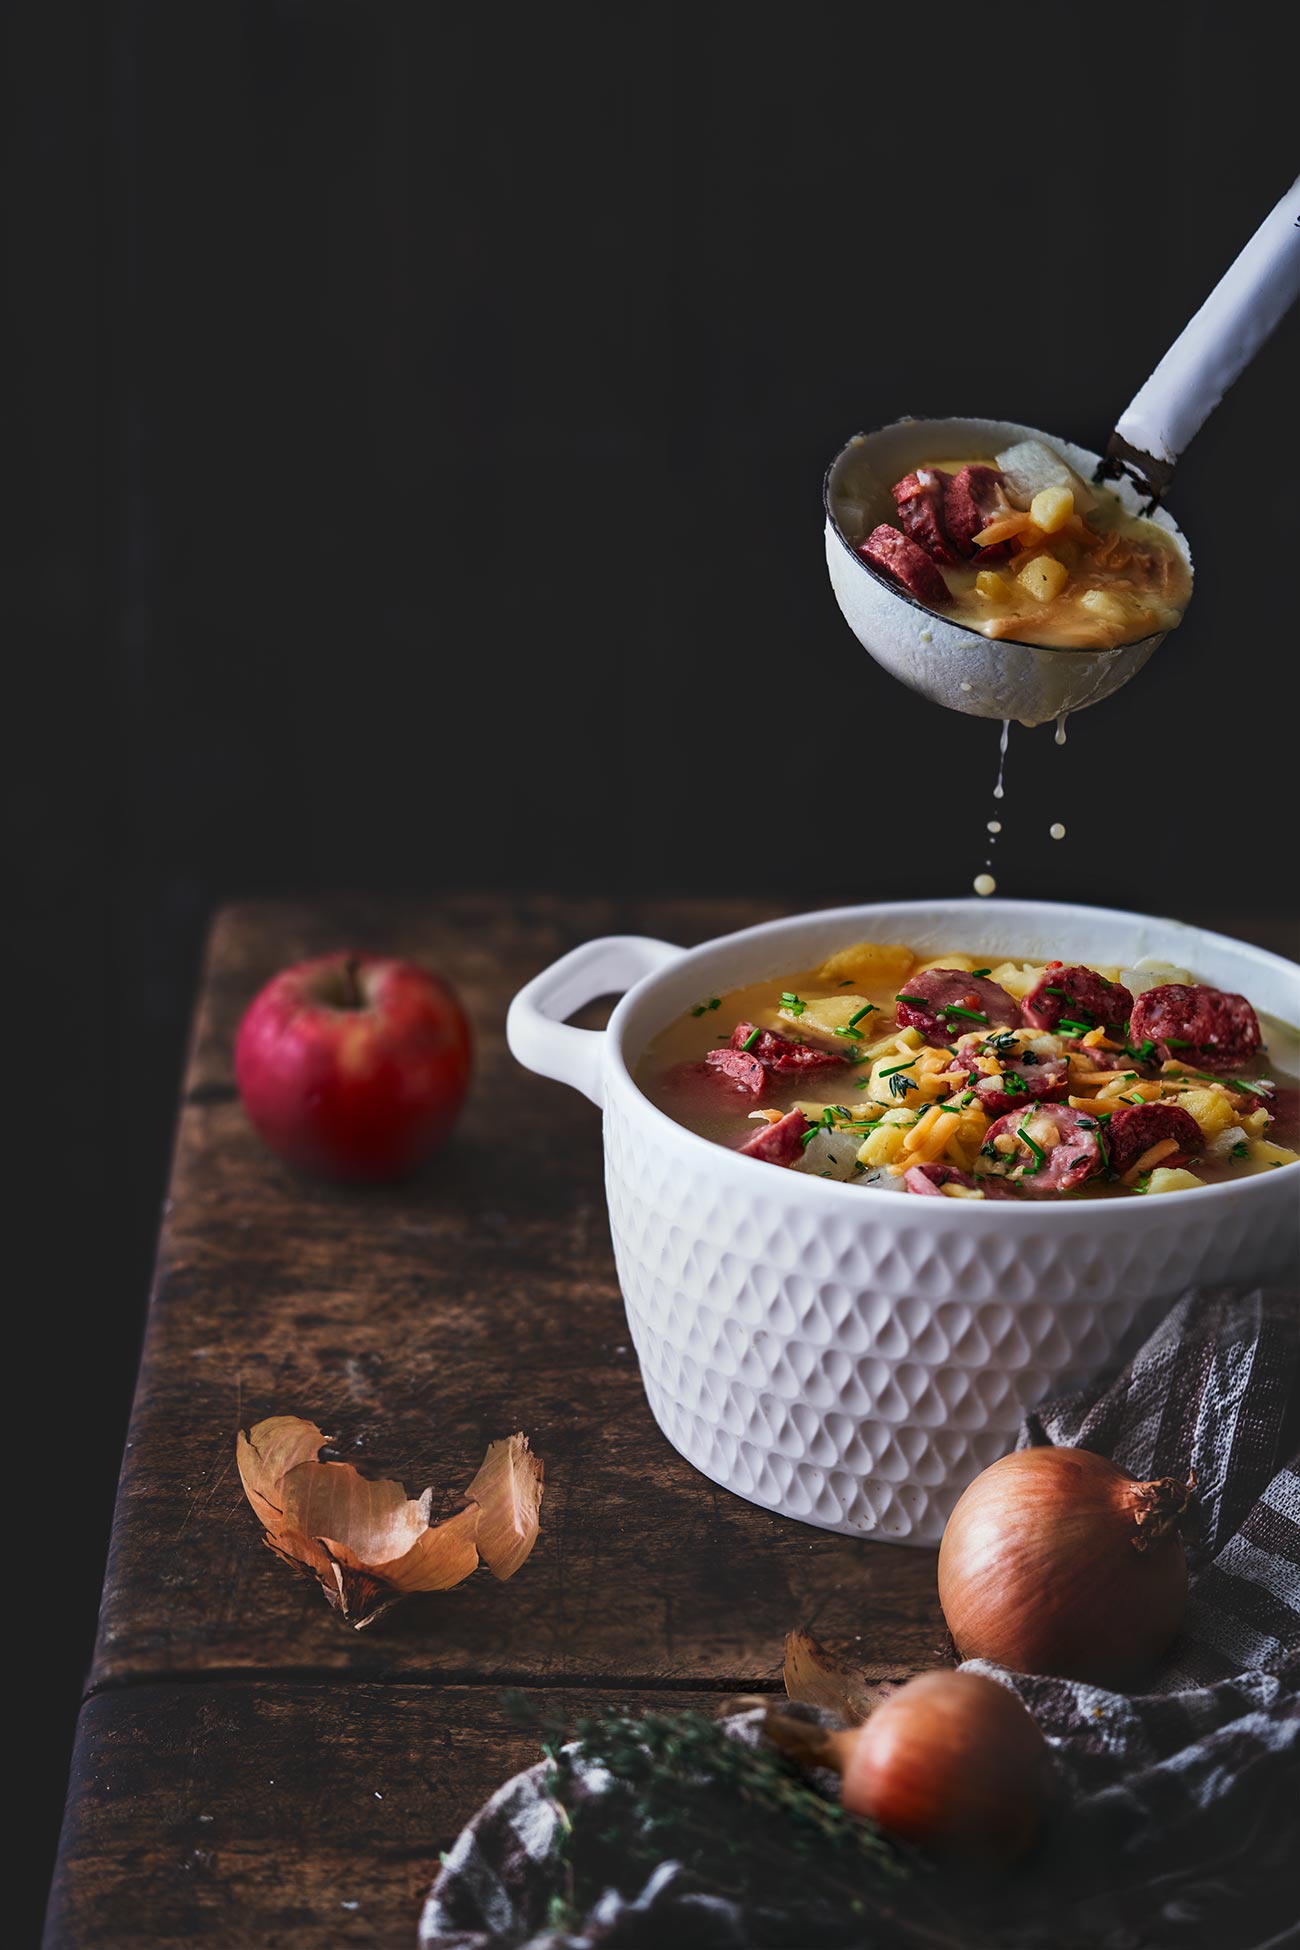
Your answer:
896;969;1021;1040
892;469;962;566
1105;1102;1203;1179
738;1108;811;1167
978;1105;1106;1194
729;1022;848;1074
858;525;952;608
704;1046;766;1095
1022;964;1134;1036
943;465;1009;559
904;1163;1015;1199
1128;984;1262;1073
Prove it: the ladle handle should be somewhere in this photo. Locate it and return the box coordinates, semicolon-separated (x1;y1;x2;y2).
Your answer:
1107;174;1300;501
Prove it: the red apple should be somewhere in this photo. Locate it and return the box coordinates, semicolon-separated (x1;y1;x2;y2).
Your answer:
234;953;473;1181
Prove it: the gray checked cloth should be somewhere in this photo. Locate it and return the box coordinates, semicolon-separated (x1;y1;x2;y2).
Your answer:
420;1287;1300;1949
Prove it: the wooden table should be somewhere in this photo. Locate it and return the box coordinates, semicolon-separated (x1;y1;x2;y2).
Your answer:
44;897;1298;1947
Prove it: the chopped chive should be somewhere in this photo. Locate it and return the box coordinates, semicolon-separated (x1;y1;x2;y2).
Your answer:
833;1025;863;1042
944;1005;989;1023
691;998;721;1017
740;1026;761;1053
1044;986;1070;1000
936;1104;961;1115
879;1058;918;1076
896;993;928;1006
1230;1140;1249;1160
780;991;806;1017
847;1004;878;1028
971;968;991;978
1166;1038;1193;1049
1016;1117;1046;1173
960;1090;976;1106
1057;1018;1092;1037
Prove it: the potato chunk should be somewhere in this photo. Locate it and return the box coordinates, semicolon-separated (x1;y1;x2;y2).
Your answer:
1029;485;1074;534
1144;1167;1205;1194
986;961;1049;1002
1174;1087;1239;1142
1016;554;1070;604
816;940;914;987
1078;588;1129;626
975;570;1014;602
857;1113;912;1169
777;993;876;1038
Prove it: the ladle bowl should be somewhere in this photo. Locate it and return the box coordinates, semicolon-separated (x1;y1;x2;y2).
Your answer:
823;415;1190;727
822;176;1298;726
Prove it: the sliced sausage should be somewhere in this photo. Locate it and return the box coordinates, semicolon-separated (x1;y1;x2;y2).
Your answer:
858;525;953;608
944;464;1010;559
1105;1102;1203;1179
949;1053;1071;1117
704;1046;766;1095
1022;963;1134;1036
738;1108;811;1167
891;469;962;566
729;1022;849;1074
1128;984;1262;1073
977;1105;1106;1194
896;969;1022;1040
904;1163;1015;1198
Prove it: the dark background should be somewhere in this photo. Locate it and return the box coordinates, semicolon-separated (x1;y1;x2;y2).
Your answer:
10;2;1298;1932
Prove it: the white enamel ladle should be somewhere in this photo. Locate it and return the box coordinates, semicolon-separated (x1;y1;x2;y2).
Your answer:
824;174;1300;724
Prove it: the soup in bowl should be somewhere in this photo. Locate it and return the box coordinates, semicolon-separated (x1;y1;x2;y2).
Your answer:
508;900;1299;1544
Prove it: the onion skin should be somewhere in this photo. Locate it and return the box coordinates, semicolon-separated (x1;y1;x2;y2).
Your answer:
939;1447;1191;1688
839;1671;1050;1864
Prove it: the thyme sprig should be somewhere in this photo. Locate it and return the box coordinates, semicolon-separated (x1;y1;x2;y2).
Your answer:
504;1695;911;1933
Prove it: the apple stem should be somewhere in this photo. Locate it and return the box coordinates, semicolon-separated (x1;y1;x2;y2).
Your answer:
342;956;364;1009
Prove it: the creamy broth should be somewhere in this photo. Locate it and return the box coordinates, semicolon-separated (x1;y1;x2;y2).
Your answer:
859;442;1192;651
637;943;1299;1200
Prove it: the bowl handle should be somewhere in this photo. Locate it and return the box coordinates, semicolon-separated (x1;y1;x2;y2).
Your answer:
506;935;683;1107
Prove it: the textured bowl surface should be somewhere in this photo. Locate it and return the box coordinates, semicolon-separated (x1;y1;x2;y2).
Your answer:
510;900;1299;1546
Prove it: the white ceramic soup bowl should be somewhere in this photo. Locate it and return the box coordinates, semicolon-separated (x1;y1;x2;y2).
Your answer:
507;900;1299;1547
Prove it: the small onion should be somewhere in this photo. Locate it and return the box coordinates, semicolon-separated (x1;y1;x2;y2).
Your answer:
767;1670;1050;1865
938;1446;1193;1687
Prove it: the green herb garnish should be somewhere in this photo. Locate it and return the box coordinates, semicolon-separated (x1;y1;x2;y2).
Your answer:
1016;1117;1046;1173
780;992;806;1017
1057;1018;1092;1037
691;998;722;1017
972;968;991;978
848;1004;878;1028
889;1074;918;1100
1231;1140;1250;1160
740;1026;762;1052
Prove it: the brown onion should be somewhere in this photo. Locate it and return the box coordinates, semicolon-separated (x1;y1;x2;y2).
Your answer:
766;1670;1050;1865
939;1446;1194;1687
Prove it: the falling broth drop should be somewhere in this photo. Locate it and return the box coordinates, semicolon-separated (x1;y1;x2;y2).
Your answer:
1055;714;1069;746
1050;822;1066;841
987;820;1002;835
974;873;996;897
992;719;1011;800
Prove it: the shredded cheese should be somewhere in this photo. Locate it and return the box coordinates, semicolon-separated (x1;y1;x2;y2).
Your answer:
1121;1137;1180;1186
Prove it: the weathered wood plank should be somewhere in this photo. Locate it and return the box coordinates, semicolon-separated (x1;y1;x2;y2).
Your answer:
92;897;949;1688
44;1681;715;1949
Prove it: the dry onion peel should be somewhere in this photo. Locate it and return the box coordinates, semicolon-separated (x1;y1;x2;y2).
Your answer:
236;1416;543;1628
938;1445;1194;1688
766;1669;1051;1865
782;1629;897;1725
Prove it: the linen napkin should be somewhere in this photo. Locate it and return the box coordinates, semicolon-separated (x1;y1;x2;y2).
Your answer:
420;1286;1299;1950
